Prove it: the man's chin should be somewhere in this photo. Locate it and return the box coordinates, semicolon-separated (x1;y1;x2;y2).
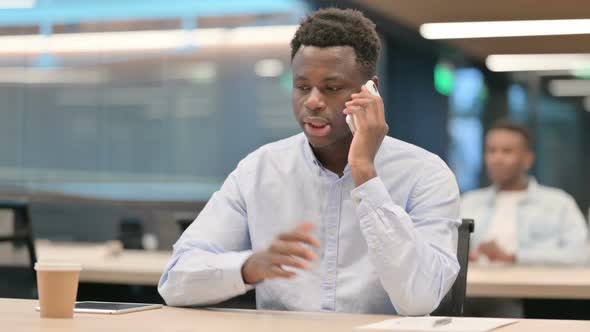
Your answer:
489;176;513;186
305;132;352;149
306;135;332;149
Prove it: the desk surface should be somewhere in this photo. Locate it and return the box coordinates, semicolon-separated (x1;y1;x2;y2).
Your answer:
3;298;590;332
467;264;590;299
35;242;590;299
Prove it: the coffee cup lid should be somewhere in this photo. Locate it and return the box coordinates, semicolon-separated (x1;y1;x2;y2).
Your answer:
34;262;82;271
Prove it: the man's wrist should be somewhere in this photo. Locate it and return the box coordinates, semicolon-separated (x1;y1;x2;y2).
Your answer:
241;256;259;285
506;254;517;263
350;162;377;187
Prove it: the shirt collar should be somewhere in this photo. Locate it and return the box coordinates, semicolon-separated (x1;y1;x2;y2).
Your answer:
300;134;323;175
300;134;350;178
487;176;539;205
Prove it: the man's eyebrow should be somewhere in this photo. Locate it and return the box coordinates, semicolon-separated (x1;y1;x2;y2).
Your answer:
293;75;347;81
324;76;347;82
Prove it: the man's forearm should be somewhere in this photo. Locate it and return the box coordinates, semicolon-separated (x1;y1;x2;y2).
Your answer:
158;249;253;306
351;162;378;187
359;207;458;315
351;177;460;315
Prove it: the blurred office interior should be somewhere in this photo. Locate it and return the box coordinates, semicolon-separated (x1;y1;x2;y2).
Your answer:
0;0;589;318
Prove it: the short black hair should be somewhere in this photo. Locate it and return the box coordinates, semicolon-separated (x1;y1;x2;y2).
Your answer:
290;8;381;78
487;119;534;151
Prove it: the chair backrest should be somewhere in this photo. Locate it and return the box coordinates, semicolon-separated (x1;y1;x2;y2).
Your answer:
431;218;474;317
176;218;193;234
118;218;144;249
0;200;38;298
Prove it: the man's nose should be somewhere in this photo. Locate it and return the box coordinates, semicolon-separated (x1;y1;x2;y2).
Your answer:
303;88;326;112
488;153;505;165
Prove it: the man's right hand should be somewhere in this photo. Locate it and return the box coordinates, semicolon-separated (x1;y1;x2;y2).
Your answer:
241;222;321;285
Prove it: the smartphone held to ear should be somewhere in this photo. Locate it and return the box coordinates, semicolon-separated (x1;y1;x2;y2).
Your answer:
346;80;380;134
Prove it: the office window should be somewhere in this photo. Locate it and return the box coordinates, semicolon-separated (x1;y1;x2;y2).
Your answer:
0;2;308;202
507;84;528;123
447;68;486;192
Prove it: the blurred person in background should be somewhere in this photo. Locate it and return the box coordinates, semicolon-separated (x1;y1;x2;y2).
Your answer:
461;119;588;317
462;119;587;266
158;8;461;316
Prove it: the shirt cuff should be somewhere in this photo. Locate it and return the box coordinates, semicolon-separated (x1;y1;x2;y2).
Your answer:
350;176;392;217
223;250;254;294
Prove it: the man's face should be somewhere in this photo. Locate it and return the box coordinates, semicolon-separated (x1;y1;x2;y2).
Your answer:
484;129;534;186
291;46;365;148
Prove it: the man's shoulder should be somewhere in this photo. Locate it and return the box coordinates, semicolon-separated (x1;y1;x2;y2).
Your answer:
461;187;494;203
236;133;304;171
247;132;303;159
262;132;305;151
380;136;433;157
378;136;451;172
533;183;576;204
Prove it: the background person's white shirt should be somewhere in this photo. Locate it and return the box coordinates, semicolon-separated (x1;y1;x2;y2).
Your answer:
461;178;588;265
482;191;527;255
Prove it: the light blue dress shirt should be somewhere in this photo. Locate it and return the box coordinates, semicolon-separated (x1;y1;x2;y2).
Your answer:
158;133;460;315
461;178;588;265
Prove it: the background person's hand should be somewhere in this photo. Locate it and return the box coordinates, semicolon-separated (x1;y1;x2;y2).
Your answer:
469;250;480;262
477;241;516;263
241;222;320;285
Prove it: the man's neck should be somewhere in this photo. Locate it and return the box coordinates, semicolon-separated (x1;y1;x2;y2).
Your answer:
498;175;528;192
311;137;352;177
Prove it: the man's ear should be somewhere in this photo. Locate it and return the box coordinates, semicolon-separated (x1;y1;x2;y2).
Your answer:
371;76;379;90
524;150;535;172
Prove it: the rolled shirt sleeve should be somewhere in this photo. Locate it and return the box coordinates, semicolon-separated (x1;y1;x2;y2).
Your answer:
158;169;254;306
351;160;460;316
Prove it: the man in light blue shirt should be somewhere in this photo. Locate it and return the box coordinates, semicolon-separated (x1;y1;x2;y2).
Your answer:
462;120;588;266
158;8;461;316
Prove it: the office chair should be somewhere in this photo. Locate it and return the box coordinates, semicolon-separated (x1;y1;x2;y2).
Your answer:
0;200;38;299
118;218;144;249
176;218;193;234
431;218;475;317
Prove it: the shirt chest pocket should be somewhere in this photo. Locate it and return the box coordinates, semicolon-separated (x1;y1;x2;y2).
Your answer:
524;206;561;241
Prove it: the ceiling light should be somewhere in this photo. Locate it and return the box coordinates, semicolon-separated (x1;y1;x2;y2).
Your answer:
0;67;107;84
0;25;298;55
486;54;590;72
420;19;590;39
166;62;217;83
548;79;590;97
0;0;35;9
254;59;284;77
571;68;590;79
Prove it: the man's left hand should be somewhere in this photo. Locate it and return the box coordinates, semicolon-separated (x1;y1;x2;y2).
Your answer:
344;84;388;186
